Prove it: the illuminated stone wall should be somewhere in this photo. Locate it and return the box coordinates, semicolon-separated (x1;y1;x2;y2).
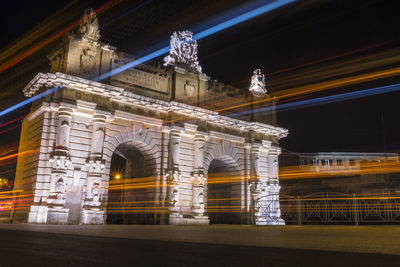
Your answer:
13;72;287;225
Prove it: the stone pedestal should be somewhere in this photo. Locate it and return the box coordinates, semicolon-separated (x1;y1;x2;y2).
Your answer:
81;208;105;224
28;205;48;224
47;207;69;224
169;216;209;225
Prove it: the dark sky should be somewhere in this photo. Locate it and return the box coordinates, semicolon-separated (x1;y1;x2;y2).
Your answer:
1;0;400;157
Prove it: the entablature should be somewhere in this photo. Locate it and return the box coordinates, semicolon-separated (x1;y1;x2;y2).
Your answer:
23;72;288;140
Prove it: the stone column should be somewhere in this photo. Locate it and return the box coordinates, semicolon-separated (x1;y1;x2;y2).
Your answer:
191;134;208;222
249;141;284;225
193;134;205;173
250;143;266;225
44;107;74;224
266;147;285;225
81;114;107;224
168;129;183;222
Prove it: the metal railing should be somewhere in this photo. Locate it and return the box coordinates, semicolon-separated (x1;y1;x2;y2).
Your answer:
280;192;400;225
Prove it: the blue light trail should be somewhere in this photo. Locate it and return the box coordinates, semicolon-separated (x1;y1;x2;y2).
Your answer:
96;0;296;81
0;87;60;118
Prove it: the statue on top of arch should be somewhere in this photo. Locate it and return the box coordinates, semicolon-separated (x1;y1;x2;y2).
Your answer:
249;69;267;97
164;30;202;74
79;8;101;41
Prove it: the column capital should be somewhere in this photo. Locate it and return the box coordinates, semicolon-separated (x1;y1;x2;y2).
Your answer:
194;134;206;142
267;146;281;156
169;128;182;137
92;114;107;123
262;140;272;148
250;142;262;152
57;107;74;117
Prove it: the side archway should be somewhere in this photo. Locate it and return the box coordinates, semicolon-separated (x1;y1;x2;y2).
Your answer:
206;155;243;224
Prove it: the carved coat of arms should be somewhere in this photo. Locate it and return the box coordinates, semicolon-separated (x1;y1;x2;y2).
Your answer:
164;30;202;73
184;80;196;97
80;48;97;74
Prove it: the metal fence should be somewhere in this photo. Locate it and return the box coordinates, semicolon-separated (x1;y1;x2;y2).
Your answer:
280;192;400;225
0;190;19;222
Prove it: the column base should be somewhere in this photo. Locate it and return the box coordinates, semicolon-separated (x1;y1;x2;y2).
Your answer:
81;208;105;224
169;214;209;225
255;217;285;226
28;205;48;223
47;207;69;224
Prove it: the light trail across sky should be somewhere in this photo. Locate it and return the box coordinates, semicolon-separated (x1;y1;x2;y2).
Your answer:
0;0;120;73
216;66;400;113
228;82;400;117
0;86;60;118
0;0;297;119
95;0;297;81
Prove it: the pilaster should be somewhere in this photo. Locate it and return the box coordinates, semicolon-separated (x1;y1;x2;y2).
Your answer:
39;107;74;224
191;134;208;222
81;113;108;224
168;128;183;223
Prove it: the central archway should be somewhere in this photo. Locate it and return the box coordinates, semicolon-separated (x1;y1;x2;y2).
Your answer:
106;140;158;224
206;156;242;224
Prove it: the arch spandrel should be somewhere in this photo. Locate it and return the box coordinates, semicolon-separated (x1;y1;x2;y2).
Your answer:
203;136;244;176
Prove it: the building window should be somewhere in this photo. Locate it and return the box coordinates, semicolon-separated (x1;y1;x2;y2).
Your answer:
349;159;356;166
336;159;343;166
313;159;317;166
300;159;305;166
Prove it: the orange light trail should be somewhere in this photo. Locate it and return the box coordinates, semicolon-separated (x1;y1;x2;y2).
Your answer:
0;0;121;74
215;66;400;113
0;150;33;162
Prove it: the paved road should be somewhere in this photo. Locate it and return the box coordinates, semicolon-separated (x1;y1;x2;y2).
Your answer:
0;224;399;266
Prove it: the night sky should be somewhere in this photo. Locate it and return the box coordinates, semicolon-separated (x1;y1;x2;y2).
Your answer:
1;0;400;162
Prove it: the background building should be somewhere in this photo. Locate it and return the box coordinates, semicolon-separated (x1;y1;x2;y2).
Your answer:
280;152;399;196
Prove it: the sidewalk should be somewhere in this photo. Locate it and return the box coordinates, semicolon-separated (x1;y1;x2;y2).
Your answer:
0;223;399;255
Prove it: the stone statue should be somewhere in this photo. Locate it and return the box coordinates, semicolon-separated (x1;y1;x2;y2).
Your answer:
191;172;206;217
170;187;179;208
91;182;102;206
164;30;202;73
79;8;100;41
192;173;206;186
192;188;205;215
83;181;102;207
249;69;267;97
166;169;181;216
54;177;66;205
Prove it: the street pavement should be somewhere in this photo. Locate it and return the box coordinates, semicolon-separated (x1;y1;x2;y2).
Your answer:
0;224;399;266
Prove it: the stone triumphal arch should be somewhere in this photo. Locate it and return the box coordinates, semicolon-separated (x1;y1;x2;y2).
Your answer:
12;9;288;225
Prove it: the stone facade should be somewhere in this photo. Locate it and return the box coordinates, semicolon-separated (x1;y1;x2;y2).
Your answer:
13;72;287;225
12;9;288;225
